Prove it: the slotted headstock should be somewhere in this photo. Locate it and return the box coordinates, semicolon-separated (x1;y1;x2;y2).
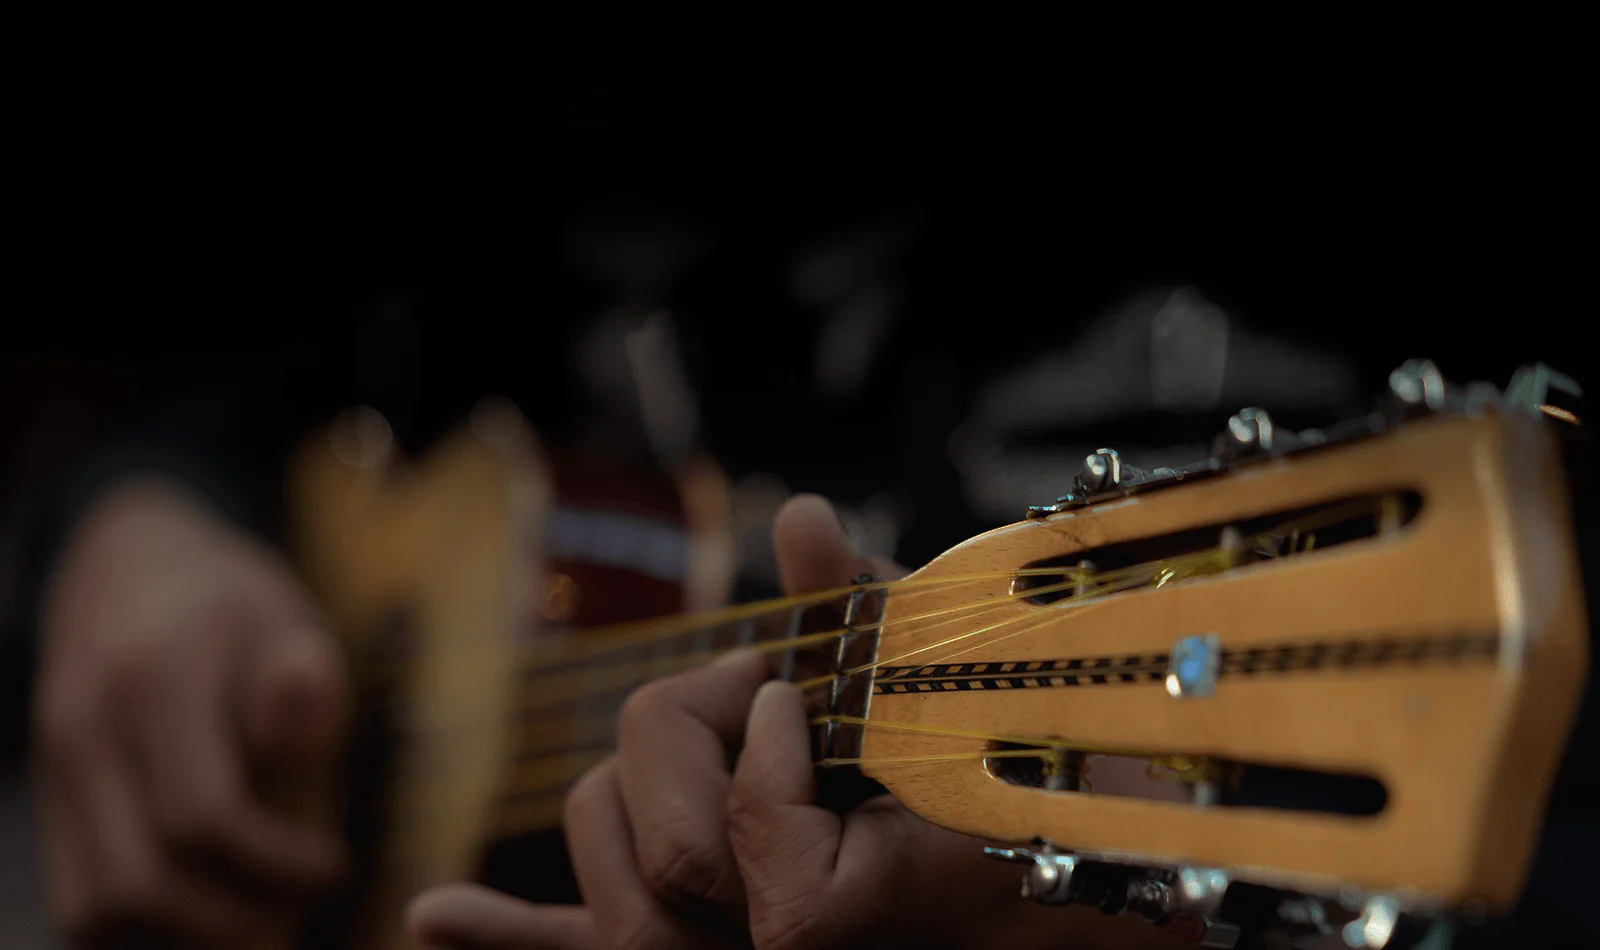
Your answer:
857;364;1588;945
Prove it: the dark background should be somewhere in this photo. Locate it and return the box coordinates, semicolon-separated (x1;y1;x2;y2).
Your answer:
1;7;1596;946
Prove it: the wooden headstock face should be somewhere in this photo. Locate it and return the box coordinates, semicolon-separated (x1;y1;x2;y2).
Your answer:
861;412;1588;910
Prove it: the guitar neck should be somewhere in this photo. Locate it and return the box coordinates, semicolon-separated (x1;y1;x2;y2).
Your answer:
494;590;866;836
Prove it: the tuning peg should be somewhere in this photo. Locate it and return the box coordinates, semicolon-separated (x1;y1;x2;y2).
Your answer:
1341;894;1402;949
1076;448;1152;495
982;846;1037;865
1079;449;1123;493
1213;407;1294;465
982;845;1077;903
1388;359;1448;412
1505;362;1583;424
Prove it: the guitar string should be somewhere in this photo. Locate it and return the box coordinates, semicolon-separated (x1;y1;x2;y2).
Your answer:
493;498;1386;813
500;575;1107;796
812;714;1209;782
521;492;1376;676
518;538;1231;693
512;561;1165;736
516;569;1071;672
505;575;1119;781
799;500;1357;690
504;509;1340;770
792;568;1164;692
490;710;1208;834
517;568;1111;711
498;577;1189;800
516;495;1345;703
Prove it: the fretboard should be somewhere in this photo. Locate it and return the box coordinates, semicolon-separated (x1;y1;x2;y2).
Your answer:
493;590;865;837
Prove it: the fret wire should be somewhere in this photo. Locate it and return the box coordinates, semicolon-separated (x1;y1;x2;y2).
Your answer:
690;619;714;657
778;605;802;683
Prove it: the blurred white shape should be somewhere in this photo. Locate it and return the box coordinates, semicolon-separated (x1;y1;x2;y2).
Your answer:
857;489;915;562
578;306;648;411
969;286;1356;433
544;507;690;582
624;311;701;465
793;218;914;400
952;285;1360;523
729;475;912;584
731;473;792;588
1150;287;1229;409
815;281;898;399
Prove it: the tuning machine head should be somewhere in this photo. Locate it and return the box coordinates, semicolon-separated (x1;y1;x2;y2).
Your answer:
982;844;1078;904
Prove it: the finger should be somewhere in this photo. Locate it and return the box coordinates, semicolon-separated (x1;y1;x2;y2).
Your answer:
240;575;349;771
407;884;601;950
727;681;843;885
127;622;344;895
730;681;940;944
615;650;768;915
564;759;737;950
67;746;284;946
36;772;94;941
772;494;908;595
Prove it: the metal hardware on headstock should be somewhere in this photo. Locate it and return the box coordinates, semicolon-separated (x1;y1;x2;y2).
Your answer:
999;359;1587;948
982;842;1459;949
1025;360;1583;520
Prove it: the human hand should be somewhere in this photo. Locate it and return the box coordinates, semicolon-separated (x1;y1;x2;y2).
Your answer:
408;493;1187;950
32;477;348;947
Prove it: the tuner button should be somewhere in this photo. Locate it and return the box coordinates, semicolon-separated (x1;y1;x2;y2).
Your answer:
1025;853;1077;904
1213;407;1276;464
1505;362;1584;423
1078;448;1123;493
1126;879;1173;923
1175;867;1230;918
1342;894;1401;949
1387;359;1447;411
984;845;1078;905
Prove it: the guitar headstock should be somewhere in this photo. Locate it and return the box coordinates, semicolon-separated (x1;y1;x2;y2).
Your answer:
852;361;1588;948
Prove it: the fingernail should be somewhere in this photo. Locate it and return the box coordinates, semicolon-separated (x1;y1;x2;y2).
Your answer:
714;646;761;668
753;679;798;710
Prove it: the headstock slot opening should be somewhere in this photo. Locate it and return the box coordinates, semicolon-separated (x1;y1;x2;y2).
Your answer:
982;740;1389;818
1013;491;1425;607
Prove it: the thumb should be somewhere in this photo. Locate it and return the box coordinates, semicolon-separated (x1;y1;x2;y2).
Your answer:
772;494;909;595
241;618;349;771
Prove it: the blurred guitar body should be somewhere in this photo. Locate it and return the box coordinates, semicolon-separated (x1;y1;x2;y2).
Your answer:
280;401;735;950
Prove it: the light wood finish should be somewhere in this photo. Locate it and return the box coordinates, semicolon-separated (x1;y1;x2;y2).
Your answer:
862;414;1588;909
283;405;549;950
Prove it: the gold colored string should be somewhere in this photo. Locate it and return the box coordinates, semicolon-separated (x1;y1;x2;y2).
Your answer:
520;569;1106;707
501;497;1389;806
795;565;1178;692
812;715;1210;784
518;569;1072;672
798;498;1376;690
